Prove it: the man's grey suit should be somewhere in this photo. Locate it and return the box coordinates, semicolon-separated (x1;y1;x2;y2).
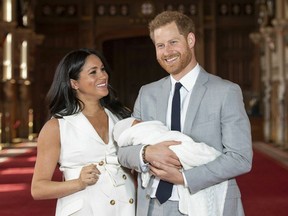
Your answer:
118;67;253;216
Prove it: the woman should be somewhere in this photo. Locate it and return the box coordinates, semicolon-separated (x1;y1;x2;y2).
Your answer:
31;48;135;216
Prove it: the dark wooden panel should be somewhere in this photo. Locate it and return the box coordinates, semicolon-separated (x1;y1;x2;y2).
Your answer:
216;28;255;91
103;36;166;110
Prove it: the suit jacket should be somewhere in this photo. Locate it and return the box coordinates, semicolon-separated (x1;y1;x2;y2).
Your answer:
118;67;253;216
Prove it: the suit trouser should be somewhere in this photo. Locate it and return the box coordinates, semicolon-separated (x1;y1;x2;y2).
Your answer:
147;197;245;216
222;196;245;216
148;198;187;216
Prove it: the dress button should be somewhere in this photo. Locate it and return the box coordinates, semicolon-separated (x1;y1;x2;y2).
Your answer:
98;161;104;166
122;174;127;180
110;200;115;205
146;195;150;199
129;198;134;204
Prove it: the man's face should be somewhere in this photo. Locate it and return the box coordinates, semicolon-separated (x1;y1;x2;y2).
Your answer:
153;22;195;80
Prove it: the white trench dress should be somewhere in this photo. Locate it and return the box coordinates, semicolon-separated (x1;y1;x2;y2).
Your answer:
55;110;135;216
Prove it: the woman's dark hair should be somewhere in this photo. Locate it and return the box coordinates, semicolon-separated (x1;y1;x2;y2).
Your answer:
46;48;131;119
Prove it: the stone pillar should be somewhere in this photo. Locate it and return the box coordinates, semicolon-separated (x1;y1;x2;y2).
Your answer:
260;27;274;142
272;19;286;147
0;112;3;146
2;80;17;144
18;80;31;138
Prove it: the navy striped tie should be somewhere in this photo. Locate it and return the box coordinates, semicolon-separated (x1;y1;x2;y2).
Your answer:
156;82;182;204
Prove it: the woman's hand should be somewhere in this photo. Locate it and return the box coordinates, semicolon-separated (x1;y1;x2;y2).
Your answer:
78;164;100;189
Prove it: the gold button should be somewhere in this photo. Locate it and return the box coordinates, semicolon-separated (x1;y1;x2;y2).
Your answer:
98;161;104;166
129;198;134;204
110;200;115;205
122;174;127;180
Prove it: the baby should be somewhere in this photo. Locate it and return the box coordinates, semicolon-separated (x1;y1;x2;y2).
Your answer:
113;117;228;216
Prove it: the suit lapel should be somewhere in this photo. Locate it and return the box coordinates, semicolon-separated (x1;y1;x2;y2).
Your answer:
156;77;171;123
183;68;208;134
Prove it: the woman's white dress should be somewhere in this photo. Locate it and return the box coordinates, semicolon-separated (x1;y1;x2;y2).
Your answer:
55;110;135;216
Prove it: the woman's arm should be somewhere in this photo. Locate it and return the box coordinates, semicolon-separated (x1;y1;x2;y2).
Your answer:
31;118;98;200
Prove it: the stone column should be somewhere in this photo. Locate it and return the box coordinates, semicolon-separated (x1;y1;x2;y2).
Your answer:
272;18;286;147
272;0;287;147
260;27;274;142
2;80;17;144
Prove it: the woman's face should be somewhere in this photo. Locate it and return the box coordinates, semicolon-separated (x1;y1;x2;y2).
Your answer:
70;54;109;101
153;22;195;80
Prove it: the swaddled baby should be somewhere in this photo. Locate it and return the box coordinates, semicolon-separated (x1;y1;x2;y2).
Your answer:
113;117;228;216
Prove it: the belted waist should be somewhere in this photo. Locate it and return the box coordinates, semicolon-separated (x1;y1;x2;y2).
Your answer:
59;157;126;186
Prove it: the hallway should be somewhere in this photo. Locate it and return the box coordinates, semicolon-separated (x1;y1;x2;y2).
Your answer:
0;141;287;216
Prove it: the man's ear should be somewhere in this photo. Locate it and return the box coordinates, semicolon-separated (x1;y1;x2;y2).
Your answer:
70;79;78;90
187;32;195;48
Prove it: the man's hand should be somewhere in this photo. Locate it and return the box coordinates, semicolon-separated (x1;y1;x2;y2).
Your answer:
149;161;184;185
145;141;181;168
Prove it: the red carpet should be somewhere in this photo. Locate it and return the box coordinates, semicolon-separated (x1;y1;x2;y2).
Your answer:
0;143;288;216
237;149;288;216
0;144;61;216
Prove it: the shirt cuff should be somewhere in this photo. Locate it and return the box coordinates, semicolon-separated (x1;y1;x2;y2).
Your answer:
182;170;188;187
140;145;149;172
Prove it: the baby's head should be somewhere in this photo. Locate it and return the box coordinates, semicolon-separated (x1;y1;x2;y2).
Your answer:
113;117;141;142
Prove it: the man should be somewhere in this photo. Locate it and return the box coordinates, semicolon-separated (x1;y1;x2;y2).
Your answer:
118;11;253;216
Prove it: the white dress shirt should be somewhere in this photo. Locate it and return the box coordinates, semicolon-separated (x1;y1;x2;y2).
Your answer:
141;63;200;201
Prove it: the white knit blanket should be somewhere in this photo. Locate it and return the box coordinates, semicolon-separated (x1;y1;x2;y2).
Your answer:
114;119;228;216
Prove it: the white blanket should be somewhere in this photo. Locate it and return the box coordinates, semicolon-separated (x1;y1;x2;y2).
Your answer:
114;118;228;216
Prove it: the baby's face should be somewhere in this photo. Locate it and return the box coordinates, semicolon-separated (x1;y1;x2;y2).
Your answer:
132;119;142;126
